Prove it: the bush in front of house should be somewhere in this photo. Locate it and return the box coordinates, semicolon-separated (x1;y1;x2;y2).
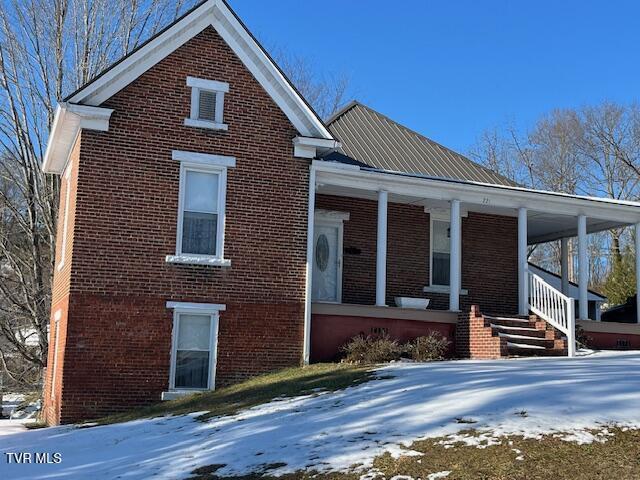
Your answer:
341;331;451;364
407;332;451;361
341;334;404;364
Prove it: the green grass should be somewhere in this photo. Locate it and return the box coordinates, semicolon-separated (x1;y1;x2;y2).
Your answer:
96;363;372;425
190;428;640;480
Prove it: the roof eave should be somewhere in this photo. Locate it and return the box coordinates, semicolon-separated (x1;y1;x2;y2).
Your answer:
42;103;113;174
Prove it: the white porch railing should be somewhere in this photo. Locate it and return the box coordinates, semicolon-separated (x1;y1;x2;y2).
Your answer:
528;271;576;357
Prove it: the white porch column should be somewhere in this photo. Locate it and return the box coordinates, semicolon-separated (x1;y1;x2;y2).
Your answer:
302;166;316;365
518;208;528;316
376;190;388;307
560;237;570;296
635;223;640;323
577;215;589;320
449;199;461;311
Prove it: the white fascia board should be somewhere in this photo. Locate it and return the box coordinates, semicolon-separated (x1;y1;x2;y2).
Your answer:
172;150;236;167
314;165;640;225
42;103;114;174
65;0;333;141
166;301;226;312
293;137;341;159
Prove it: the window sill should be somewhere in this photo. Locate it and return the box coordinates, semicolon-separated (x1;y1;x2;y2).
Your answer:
165;255;231;267
423;285;469;295
161;390;206;401
184;118;228;131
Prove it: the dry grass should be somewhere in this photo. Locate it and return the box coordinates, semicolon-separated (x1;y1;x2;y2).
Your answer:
95;363;372;425
189;428;640;480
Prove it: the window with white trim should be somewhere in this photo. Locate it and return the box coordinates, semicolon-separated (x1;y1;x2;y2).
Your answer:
167;150;235;266
57;161;72;270
166;302;223;393
431;219;451;286
184;76;229;130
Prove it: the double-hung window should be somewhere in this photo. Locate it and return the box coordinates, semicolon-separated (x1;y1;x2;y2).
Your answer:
167;150;235;266
431;219;451;286
165;302;224;397
184;76;229;130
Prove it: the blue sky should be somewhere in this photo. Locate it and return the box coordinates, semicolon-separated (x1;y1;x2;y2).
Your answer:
231;0;640;155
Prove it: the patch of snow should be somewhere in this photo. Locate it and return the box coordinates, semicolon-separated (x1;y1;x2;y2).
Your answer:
427;472;451;480
2;350;640;479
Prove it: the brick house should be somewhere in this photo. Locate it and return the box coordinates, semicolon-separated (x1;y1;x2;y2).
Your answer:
41;0;640;425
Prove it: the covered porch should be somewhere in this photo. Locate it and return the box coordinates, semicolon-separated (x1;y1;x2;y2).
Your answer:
303;160;640;362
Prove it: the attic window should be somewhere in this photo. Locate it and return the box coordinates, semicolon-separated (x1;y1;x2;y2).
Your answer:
184;76;229;131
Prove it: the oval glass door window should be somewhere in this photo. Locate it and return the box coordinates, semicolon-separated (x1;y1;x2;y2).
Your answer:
316;234;330;271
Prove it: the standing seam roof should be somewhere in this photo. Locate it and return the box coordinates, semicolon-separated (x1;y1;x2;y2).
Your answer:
326;101;516;187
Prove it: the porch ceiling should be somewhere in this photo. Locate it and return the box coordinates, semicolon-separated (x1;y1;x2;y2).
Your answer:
316;183;633;245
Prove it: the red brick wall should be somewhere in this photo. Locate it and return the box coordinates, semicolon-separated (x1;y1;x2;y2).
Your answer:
311;314;455;362
316;195;518;315
47;27;309;423
585;331;640;350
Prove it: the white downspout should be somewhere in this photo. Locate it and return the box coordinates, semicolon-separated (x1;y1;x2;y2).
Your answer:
302;165;316;365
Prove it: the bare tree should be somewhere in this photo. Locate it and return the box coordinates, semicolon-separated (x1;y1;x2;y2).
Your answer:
272;47;351;120
0;0;198;387
471;101;640;300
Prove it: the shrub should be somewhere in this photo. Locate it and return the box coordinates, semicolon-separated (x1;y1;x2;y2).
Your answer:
341;334;403;364
407;332;450;361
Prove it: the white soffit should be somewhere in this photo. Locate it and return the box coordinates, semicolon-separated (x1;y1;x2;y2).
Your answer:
64;0;332;140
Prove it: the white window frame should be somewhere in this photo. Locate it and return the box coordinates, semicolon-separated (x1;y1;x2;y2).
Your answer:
424;209;468;295
164;302;224;399
57;160;73;271
50;309;62;396
166;150;235;267
184;76;229;131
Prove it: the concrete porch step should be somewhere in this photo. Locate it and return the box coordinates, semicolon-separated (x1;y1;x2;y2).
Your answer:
498;332;554;347
490;323;546;337
484;315;539;329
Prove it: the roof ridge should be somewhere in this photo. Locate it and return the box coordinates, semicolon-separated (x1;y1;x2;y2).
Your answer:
330;101;516;186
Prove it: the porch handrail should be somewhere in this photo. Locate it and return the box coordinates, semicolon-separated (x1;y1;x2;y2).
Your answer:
528;271;576;357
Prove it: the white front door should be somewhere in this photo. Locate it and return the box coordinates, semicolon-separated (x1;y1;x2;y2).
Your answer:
312;223;342;302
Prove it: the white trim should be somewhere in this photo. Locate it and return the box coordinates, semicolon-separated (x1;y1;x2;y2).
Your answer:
423;285;468;295
312;215;346;304
184;118;229;130
165;303;222;394
578;215;589;320
171;158;230;266
449;199;461;311
62;0;332;139
518;208;528;316
293;136;341;159
57;160;73;270
172;150;236;167
312;161;640;229
50;309;62;397
376;190;388;306
428;214;463;290
185;76;228;129
42;104;113;174
186;76;229;92
315;209;350;222
303;166;316;364
165;254;231;267
166;301;226;312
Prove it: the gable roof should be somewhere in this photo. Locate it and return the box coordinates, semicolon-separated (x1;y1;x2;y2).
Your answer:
326;101;516;186
43;0;334;174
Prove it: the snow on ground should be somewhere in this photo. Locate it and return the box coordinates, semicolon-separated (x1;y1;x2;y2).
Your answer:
0;394;36;436
2;350;640;479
